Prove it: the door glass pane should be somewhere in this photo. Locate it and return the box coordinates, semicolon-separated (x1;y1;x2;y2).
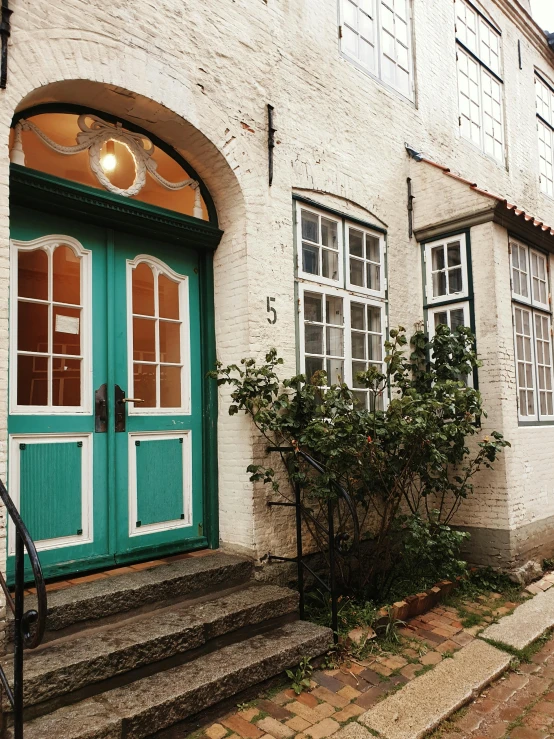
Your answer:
134;365;157;407
159;275;180;319
18;249;48;301
159;321;181;363
160;366;181;407
18;302;48;353
53;245;81;305
17;355;47;406
52;358;81;406
132;263;155;316
52;306;81;355
133;318;156;362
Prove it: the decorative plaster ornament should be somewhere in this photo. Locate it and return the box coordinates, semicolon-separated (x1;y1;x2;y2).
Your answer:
10;115;204;219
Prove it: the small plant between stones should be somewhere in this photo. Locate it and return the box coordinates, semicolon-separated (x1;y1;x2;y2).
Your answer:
286;655;313;695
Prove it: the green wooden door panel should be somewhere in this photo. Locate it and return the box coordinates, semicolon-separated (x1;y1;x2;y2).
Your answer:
9;206;110;581
19;441;82;542
113;230;204;557
135;438;185;527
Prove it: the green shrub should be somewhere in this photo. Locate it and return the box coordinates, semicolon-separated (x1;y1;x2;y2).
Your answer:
210;325;509;600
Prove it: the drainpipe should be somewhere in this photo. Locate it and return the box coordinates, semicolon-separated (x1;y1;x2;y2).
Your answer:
0;0;12;89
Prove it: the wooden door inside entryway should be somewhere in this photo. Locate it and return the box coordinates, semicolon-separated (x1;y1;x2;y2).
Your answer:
7;205;204;581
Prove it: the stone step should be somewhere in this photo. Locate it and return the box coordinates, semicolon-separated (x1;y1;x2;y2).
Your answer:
13;620;332;739
15;552;253;635
4;583;298;711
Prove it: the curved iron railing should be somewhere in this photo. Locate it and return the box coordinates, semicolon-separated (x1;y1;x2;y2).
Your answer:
267;447;360;642
0;478;47;739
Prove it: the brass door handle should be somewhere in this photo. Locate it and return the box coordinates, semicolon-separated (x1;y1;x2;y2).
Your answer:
121;398;144;403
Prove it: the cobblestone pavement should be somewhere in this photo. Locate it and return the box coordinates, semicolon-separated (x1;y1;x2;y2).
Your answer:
432;633;554;738
190;589;522;739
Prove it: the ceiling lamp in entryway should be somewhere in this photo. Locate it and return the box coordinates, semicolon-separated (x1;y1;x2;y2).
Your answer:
10;113;205;219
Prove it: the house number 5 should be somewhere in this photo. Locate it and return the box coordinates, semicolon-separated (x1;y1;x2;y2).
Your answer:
267;297;277;324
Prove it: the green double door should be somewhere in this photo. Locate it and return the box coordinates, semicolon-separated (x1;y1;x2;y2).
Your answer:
8;206;204;580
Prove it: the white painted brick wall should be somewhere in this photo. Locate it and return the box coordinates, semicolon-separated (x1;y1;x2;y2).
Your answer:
0;0;551;569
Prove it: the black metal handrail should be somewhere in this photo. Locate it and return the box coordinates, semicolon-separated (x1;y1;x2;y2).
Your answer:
267;447;360;642
0;478;47;739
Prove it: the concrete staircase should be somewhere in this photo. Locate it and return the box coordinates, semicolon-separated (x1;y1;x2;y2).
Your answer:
2;552;332;738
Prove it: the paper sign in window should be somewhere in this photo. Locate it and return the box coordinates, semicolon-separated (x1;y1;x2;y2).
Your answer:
55;314;80;335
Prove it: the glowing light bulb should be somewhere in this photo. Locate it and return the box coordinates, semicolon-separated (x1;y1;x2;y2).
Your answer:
101;140;117;173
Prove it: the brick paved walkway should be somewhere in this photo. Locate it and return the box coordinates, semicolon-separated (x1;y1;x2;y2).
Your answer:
432;632;554;738
191;587;523;739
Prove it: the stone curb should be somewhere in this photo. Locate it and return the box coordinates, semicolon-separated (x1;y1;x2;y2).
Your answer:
479;585;554;651
356;640;510;739
337;582;554;738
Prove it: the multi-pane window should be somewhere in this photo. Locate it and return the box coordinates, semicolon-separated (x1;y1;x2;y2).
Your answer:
299;209;341;286
536;74;554;199
423;233;473;382
347;225;385;297
511;239;554;422
455;0;504;162
339;0;413;99
130;259;188;413
424;235;469;305
12;238;90;413
428;303;470;336
296;202;387;410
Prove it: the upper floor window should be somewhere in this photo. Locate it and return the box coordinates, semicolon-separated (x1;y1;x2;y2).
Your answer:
424;234;469;305
455;0;504;162
339;0;413;100
536;74;554;199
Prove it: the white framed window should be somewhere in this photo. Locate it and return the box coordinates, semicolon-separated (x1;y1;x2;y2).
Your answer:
346;223;386;297
428;302;470;337
424;234;469;305
536;74;554;199
510;239;549;311
455;0;504;162
511;240;554;422
297;206;343;287
10;235;92;415
299;283;386;410
339;0;413;100
126;255;191;416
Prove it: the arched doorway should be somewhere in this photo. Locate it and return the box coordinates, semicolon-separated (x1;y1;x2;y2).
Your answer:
7;106;222;581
